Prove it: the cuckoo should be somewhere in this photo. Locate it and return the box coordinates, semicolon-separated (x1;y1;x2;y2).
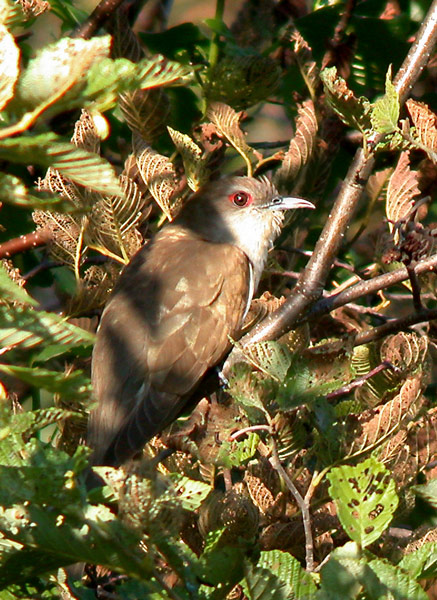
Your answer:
89;176;314;467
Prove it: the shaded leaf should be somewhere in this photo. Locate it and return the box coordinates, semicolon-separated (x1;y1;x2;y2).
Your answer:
0;133;122;197
0;304;95;353
328;456;399;547
368;558;428;600
0;364;91;400
258;549;318;599
0;173;72;211
168;126;209;191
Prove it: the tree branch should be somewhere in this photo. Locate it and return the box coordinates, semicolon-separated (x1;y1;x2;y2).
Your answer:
240;0;437;347
0;228;51;259
71;0;132;39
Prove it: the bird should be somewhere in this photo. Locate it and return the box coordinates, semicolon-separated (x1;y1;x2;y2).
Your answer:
88;176;314;467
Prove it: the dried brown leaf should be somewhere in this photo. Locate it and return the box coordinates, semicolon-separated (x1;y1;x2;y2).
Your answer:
275;99;318;188
133;135;179;220
406;98;437;161
32;210;82;268
206;102;254;176
71;109;101;154
386;151;420;234
291;30;319;99
119;88;170;142
366;167;392;204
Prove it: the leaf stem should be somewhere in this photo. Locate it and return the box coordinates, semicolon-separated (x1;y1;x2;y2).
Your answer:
208;0;225;69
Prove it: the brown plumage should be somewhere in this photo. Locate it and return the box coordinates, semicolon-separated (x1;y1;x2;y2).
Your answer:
88;176;314;467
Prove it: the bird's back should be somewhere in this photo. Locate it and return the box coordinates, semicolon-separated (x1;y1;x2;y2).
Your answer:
88;225;250;466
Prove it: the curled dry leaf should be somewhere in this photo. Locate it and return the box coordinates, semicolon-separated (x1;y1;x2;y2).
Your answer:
275;99;318;189
291;30;319;99
206;102;254;176
32;209;82;268
406;99;437;161
386;151;421;236
71;109;101;154
133;134;179;221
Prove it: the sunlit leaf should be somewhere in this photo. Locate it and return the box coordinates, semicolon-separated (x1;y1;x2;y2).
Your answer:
0;24;19;111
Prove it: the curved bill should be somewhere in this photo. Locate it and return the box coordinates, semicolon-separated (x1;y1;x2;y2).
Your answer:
266;195;315;211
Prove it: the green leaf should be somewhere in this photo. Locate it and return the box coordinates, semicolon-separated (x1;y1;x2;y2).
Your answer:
0;364;91;400
399;541;437;581
16;35;111;111
243;561;288;600
327;456;399;547
368;558;428;600
216;433;259;468
0;304;95;353
319;542;383;600
246;341;293;382
258;550;318;599
168;474;212;511
412;479;437;509
0;133;122;197
370;66;400;135
0;263;36;306
0;24;19;111
0;173;73;211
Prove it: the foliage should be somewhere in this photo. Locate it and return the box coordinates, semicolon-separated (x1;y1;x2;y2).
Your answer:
0;0;437;598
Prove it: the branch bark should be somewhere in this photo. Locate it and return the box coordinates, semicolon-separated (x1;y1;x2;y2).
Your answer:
240;0;437;347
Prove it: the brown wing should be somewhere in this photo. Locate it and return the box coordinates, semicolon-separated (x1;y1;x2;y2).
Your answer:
89;226;250;466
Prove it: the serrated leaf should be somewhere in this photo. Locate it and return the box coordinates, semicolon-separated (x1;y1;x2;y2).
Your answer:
16;35;111;111
370;67;400;135
89;174;145;262
216;433;259;468
291;30;319;100
399;541;437;580
258;550;317;599
119;88;169;141
0;24;19;111
328;456;399;547
275;99;318;188
0;304;95;353
243;561;288;600
0;263;36;306
206;101;254;176
133;134;178;220
0;364;91;400
0;133;122;197
368;558;428;600
245;341;292;381
412;479;437;509
321;66;371;132
386;151;420;235
406;98;437;162
168;126;209;191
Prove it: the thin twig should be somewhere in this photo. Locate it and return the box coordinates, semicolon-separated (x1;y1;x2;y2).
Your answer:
326;361;397;399
270;436;314;572
71;0;130;39
229;424;272;440
305;252;437;321
354;308;437;346
406;263;423;311
0;228;52;258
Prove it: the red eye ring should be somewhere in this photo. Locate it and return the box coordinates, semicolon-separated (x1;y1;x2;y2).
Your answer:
230;191;252;207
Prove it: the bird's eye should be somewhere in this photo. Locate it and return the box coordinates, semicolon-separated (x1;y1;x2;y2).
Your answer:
230;191;252;207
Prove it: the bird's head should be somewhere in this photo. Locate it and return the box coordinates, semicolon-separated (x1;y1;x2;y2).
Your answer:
176;176;315;288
